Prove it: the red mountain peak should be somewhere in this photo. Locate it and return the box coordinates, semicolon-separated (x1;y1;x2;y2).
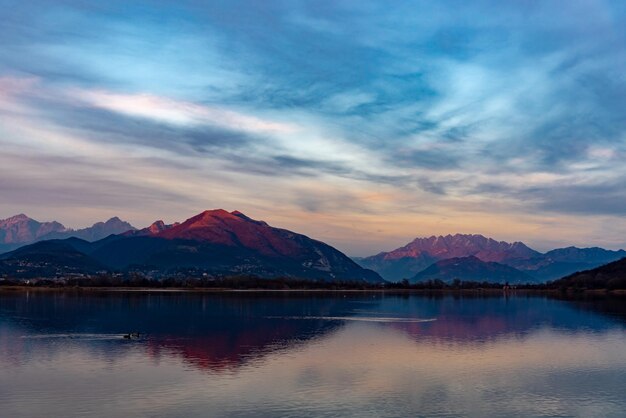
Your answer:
155;210;249;244
152;210;303;257
197;209;237;219
148;220;167;234
183;209;240;228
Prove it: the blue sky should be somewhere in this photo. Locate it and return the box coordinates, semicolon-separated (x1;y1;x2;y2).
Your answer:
1;0;626;255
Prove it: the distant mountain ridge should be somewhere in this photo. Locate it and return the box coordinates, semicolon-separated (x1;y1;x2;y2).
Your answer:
359;234;540;281
377;234;539;262
0;214;135;254
411;256;534;284
358;234;626;282
127;220;180;236
0;214;67;252
506;246;626;282
0;210;382;283
41;217;136;242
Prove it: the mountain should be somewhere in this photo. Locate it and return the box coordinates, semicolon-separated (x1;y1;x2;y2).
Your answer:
0;210;383;283
552;257;626;290
358;234;626;283
545;247;626;263
127;220;179;236
0;214;135;254
0;238;106;277
0;214;67;254
355;252;438;283
359;234;539;281
411;256;534;284
509;247;626;281
41;217;136;241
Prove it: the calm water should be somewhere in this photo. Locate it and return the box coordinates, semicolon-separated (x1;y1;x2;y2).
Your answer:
1;291;625;418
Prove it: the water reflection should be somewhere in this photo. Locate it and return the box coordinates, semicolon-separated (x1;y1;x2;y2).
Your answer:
0;291;625;417
0;292;354;371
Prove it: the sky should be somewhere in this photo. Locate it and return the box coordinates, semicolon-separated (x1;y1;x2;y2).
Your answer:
1;0;626;256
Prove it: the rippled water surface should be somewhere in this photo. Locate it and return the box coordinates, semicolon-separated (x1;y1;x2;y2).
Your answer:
1;291;625;417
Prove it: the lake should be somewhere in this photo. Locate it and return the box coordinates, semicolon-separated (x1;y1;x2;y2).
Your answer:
1;290;625;417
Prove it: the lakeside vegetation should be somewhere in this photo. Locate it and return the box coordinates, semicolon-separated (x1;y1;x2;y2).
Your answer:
1;273;624;293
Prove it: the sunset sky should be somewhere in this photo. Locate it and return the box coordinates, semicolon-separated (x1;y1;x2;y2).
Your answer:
1;0;626;255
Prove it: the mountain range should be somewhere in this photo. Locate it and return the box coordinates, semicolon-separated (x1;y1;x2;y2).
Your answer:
357;234;626;283
0;210;382;283
0;214;135;253
1;213;624;285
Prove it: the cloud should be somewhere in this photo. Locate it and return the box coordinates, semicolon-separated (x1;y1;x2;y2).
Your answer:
0;76;39;97
390;147;461;171
520;181;626;217
1;0;626;253
72;89;296;133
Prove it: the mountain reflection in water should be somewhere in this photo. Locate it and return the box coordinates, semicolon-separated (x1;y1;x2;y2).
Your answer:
0;291;625;417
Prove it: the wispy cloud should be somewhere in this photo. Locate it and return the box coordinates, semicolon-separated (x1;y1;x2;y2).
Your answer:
1;0;626;254
73;89;296;133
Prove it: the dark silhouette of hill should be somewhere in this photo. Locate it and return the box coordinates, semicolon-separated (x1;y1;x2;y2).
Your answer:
411;256;534;284
552;257;626;289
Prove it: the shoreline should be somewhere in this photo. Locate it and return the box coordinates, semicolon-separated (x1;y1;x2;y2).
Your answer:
1;285;624;296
